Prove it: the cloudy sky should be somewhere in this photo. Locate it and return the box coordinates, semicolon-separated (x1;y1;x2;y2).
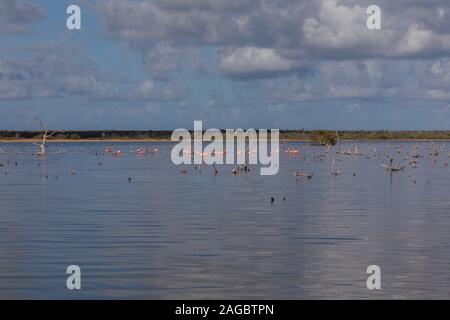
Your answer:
1;0;450;130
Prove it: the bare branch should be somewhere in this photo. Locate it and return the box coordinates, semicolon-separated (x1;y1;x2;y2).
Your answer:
33;116;47;132
32;117;55;156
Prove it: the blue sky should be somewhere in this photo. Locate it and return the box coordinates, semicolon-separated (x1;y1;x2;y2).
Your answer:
1;0;450;130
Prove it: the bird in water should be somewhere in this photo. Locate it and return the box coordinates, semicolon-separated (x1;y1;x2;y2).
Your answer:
270;196;275;205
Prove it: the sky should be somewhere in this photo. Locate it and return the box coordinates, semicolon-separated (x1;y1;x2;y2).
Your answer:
2;0;450;130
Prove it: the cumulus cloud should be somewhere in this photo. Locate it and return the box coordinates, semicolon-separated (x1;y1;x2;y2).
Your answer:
4;0;450;129
0;0;46;35
136;80;186;101
96;0;311;79
62;75;122;100
219;47;298;79
143;43;180;80
259;58;450;104
0;42;102;99
97;0;450;61
0;79;28;99
0;41;123;101
90;0;450;100
303;0;370;48
97;0;258;46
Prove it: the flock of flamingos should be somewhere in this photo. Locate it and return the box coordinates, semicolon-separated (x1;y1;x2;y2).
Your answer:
0;140;448;182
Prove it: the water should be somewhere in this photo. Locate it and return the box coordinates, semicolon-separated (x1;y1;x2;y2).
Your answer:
0;141;449;299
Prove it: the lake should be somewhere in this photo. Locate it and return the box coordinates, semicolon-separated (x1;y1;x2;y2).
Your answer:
0;141;449;299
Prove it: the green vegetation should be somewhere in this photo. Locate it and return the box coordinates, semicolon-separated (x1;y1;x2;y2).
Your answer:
308;130;337;146
280;130;450;141
69;134;81;140
0;130;173;141
1;130;450;141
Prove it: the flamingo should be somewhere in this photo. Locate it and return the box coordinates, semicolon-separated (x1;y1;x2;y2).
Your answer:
285;148;300;155
136;147;146;156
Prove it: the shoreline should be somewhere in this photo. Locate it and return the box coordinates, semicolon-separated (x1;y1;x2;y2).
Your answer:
0;139;172;143
2;138;450;143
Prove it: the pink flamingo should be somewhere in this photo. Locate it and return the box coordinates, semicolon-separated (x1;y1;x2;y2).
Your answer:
113;150;124;157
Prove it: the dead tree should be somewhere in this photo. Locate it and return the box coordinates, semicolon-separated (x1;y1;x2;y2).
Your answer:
331;154;341;175
33;117;60;156
335;130;341;156
381;158;404;172
295;171;313;179
429;140;443;157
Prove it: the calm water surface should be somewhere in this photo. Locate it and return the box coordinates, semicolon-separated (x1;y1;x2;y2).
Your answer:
0;141;450;299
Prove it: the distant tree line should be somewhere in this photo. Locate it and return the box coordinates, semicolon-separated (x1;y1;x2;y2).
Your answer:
1;130;450;141
0;130;173;140
280;130;450;142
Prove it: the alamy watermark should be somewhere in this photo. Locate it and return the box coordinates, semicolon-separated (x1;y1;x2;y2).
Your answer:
66;265;81;290
366;265;381;290
66;5;81;30
367;5;381;30
66;4;381;31
171;121;279;176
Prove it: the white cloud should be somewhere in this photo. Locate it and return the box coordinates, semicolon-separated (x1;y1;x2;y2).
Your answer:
303;0;369;48
219;47;296;78
136;80;185;101
143;43;179;80
0;79;28;99
64;75;110;95
0;0;46;36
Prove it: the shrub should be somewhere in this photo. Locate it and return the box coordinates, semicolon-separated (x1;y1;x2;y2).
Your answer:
309;130;337;145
